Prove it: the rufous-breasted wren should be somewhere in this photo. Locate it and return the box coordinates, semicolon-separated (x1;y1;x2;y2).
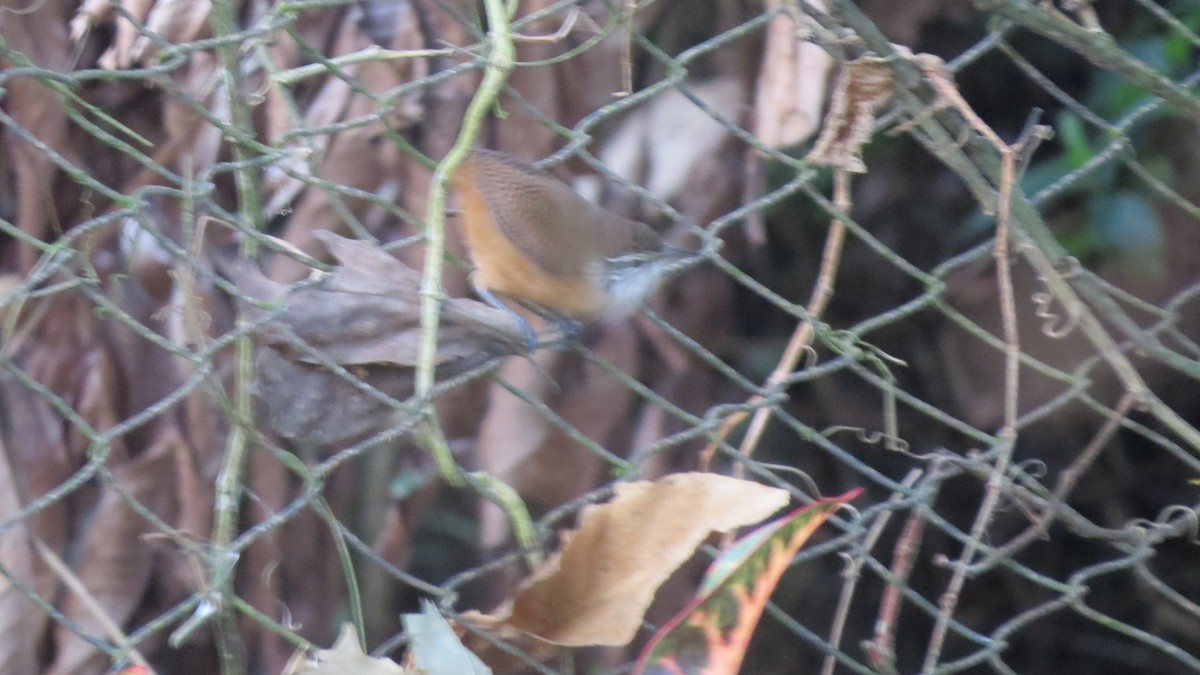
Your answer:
451;149;694;349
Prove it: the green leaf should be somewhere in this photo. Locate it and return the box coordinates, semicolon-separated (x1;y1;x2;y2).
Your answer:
1056;111;1092;170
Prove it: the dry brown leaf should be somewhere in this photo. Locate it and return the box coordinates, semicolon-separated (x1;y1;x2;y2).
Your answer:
1;7;75;273
588;78;744;206
485;473;790;646
217;232;527;446
0;431;39;675
46;432;179;675
753;0;832;148
262;232;528;367
0;357;77;602
254;347;421;448
72;0;156;70
264;77;349;213
267;119;400;282
512;325;640;510
131;0;216;65
13;292;102;434
806;55;894;173
282;623;409;675
70;0;119;41
477;351;560;550
265;11;421;280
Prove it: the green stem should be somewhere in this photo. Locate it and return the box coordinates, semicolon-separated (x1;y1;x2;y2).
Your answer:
210;320;255;675
209;0;264;254
414;0;516;485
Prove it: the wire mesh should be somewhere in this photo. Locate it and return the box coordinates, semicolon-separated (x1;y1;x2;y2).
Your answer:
2;0;1200;673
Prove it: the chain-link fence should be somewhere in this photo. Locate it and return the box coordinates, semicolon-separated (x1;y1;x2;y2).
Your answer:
3;0;1200;673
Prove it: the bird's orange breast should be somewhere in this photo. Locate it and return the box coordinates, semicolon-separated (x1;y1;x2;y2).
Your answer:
452;160;609;316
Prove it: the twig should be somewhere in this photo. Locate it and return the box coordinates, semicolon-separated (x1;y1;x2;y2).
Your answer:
208;317;254;674
699;169;848;473
863;490;931;672
33;539;151;668
824;469;923;675
272;45;455;86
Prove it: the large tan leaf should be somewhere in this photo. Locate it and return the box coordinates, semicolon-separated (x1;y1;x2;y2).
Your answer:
633;490;861;675
484;473;790;646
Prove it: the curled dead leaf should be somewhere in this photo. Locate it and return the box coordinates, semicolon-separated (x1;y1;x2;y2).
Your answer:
214;231;529;446
807;55;895;173
808;48;947;173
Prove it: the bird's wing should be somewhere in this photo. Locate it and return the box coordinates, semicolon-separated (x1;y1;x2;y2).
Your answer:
468;151;598;278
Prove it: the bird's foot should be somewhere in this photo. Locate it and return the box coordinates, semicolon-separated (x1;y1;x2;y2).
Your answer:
473;280;539;352
554;316;583;343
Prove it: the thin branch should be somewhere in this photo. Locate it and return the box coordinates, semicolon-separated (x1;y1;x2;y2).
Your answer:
34;539;150;668
826;469;923;675
272;45;455;86
699;169;848;473
922;88;1024;673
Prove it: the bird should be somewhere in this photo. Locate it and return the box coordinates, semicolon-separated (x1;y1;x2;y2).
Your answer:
450;149;694;349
